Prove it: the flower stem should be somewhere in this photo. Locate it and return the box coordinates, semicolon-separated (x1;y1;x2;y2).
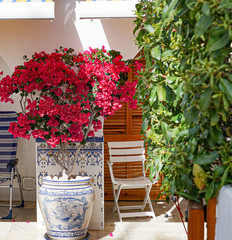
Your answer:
48;144;67;173
69;110;97;176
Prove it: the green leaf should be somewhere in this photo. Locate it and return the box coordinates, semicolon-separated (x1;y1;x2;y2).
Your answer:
174;82;184;102
219;108;227;122
220;167;229;187
166;76;178;84
218;1;232;10
161;50;173;60
181;93;189;108
144;45;153;68
149;162;156;181
178;126;200;138
194;151;218;165
144;24;155;34
212;182;221;198
151;46;161;60
229;74;232;82
209;127;225;145
142;118;149;132
205;181;215;204
206;32;230;52
193;164;206;190
161;0;178;20
149;87;157;106
208;26;227;37
214;166;225;176
199;88;212;112
202;3;210;16
184;106;199;124
185;0;196;10
153;155;162;173
210;109;219;126
194;15;213;37
182;174;193;190
170;179;176;195
157;85;166;102
189;138;197;154
188;126;200;135
223;94;229;111
177;191;200;202
219;78;232;103
161;121;172;143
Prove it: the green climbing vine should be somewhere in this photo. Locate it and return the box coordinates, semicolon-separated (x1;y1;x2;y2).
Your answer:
134;0;232;203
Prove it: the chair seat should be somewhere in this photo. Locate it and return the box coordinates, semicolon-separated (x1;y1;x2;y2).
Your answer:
115;176;154;186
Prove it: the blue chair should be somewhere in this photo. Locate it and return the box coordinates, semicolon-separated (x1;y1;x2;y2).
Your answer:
0;111;24;219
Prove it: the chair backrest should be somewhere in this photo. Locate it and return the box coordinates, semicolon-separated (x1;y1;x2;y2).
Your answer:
0;111;18;173
108;141;146;180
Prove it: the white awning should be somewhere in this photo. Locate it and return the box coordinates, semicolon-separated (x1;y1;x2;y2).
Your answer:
0;0;55;20
77;0;138;19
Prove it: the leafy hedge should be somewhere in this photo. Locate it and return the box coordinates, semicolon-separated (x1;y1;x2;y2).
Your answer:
134;0;232;203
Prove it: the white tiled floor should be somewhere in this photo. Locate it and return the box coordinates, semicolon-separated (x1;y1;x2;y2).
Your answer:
0;201;189;240
0;222;188;240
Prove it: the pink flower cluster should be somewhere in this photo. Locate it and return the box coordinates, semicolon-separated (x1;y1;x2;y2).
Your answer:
134;61;144;76
0;47;137;147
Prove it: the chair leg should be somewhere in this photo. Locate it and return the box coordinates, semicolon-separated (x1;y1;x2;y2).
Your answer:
142;185;156;219
0;171;14;219
15;167;24;208
0;168;25;219
142;185;152;210
147;197;156;219
112;184;122;222
112;185;122;213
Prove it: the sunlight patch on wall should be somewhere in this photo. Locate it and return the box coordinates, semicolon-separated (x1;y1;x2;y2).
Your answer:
74;19;110;51
0;56;11;76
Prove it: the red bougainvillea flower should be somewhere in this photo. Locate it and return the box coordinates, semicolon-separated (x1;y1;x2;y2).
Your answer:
0;47;137;149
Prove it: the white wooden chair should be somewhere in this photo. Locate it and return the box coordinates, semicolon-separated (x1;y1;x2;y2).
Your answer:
107;140;157;221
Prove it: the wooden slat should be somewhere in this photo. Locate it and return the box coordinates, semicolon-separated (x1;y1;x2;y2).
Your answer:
108;141;144;148
104;135;143;142
207;198;216;240
188;201;205;240
104;189;162;201
126;103;132;134
109;148;144;155
109;155;145;163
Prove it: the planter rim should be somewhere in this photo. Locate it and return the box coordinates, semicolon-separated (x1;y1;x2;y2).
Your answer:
41;176;91;183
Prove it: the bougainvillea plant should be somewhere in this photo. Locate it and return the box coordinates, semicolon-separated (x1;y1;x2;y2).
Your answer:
0;47;137;176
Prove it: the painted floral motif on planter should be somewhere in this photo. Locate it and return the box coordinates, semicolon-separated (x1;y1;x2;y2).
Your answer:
42;197;88;230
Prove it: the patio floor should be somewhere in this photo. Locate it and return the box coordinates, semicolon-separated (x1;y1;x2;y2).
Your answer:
0;200;189;240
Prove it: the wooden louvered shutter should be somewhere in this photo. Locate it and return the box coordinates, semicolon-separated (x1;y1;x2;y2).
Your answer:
103;54;163;201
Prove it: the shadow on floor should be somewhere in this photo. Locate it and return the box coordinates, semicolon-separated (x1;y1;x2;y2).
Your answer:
0;200;188;240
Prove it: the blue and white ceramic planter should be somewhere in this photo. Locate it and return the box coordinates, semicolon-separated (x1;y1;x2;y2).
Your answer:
38;175;95;240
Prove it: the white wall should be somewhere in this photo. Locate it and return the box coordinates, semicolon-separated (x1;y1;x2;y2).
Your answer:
0;0;138;201
215;185;232;240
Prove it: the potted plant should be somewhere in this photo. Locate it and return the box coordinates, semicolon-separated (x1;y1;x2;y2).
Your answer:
134;0;232;239
0;46;137;240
